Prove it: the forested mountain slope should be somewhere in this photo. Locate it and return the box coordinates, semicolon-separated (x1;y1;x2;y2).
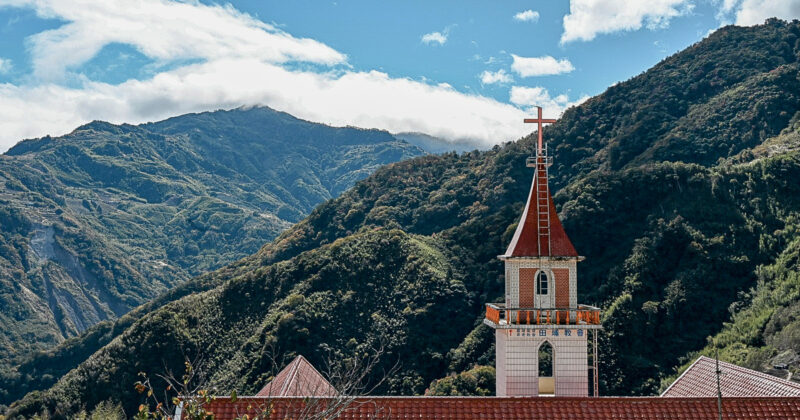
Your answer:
662;121;800;389
5;19;800;418
0;106;422;368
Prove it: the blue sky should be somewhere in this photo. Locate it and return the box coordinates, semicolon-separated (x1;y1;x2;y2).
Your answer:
0;0;798;151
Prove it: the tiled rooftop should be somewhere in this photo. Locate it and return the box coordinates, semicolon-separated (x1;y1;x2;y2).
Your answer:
255;355;337;397
663;356;800;398
194;396;800;419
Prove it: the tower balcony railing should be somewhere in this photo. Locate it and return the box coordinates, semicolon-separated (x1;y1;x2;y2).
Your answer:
485;303;601;326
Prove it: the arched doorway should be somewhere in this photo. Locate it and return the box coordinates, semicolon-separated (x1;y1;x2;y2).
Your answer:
538;341;554;395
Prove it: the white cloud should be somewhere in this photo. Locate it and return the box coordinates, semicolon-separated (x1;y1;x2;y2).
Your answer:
0;2;529;151
511;54;574;77
0;61;529;150
0;58;11;74
421;25;454;45
719;0;741;15
719;0;800;25
421;31;447;45
514;10;540;22
12;0;346;82
480;69;513;85
561;0;694;44
510;86;589;119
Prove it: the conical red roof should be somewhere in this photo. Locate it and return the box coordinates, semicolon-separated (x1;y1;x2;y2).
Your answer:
256;355;337;397
503;157;578;258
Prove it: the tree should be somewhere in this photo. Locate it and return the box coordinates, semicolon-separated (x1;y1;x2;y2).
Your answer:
133;343;395;420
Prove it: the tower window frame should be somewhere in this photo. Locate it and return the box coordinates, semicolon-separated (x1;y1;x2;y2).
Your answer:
537;270;549;295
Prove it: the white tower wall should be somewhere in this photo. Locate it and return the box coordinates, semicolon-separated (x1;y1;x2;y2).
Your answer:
495;326;589;397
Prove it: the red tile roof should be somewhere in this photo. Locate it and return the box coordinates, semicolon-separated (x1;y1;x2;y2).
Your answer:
192;396;800;419
663;356;800;398
503;160;578;258
256;355;337;397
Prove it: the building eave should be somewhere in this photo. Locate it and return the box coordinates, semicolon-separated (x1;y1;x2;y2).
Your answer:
497;255;585;262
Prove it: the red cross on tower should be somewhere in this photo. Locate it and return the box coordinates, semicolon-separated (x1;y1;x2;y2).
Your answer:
523;106;557;154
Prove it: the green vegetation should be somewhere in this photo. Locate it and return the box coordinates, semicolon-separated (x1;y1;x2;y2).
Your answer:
5;19;800;419
662;233;800;391
0;106;422;403
75;400;125;420
426;366;495;396
6;229;471;417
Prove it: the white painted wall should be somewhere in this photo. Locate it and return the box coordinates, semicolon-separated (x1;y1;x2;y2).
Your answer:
495;326;589;397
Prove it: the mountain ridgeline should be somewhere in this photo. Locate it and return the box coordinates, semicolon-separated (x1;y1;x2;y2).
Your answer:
5;19;800;418
0;106;423;368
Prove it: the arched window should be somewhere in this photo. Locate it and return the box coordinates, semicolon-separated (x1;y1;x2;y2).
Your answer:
537;271;549;295
538;341;553;377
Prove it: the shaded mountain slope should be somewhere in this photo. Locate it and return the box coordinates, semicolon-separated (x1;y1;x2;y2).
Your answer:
0;106;423;368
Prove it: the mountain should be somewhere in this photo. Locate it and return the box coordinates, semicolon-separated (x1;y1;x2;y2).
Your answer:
661;122;800;389
5;19;800;418
393;132;484;154
0;106;423;368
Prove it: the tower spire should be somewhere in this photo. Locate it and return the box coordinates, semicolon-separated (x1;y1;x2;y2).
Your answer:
503;108;577;258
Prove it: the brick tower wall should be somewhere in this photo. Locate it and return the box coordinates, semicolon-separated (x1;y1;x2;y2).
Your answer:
554;268;570;308
519;268;536;307
504;259;577;308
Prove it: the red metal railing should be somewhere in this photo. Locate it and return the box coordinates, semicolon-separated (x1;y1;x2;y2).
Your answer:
484;303;601;326
486;304;501;324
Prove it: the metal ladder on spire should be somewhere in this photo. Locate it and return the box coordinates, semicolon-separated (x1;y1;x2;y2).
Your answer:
537;143;551;256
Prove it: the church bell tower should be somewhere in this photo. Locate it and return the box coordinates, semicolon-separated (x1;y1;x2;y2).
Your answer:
484;107;601;397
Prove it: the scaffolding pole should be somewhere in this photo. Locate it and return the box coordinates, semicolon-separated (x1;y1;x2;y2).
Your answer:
593;329;599;397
